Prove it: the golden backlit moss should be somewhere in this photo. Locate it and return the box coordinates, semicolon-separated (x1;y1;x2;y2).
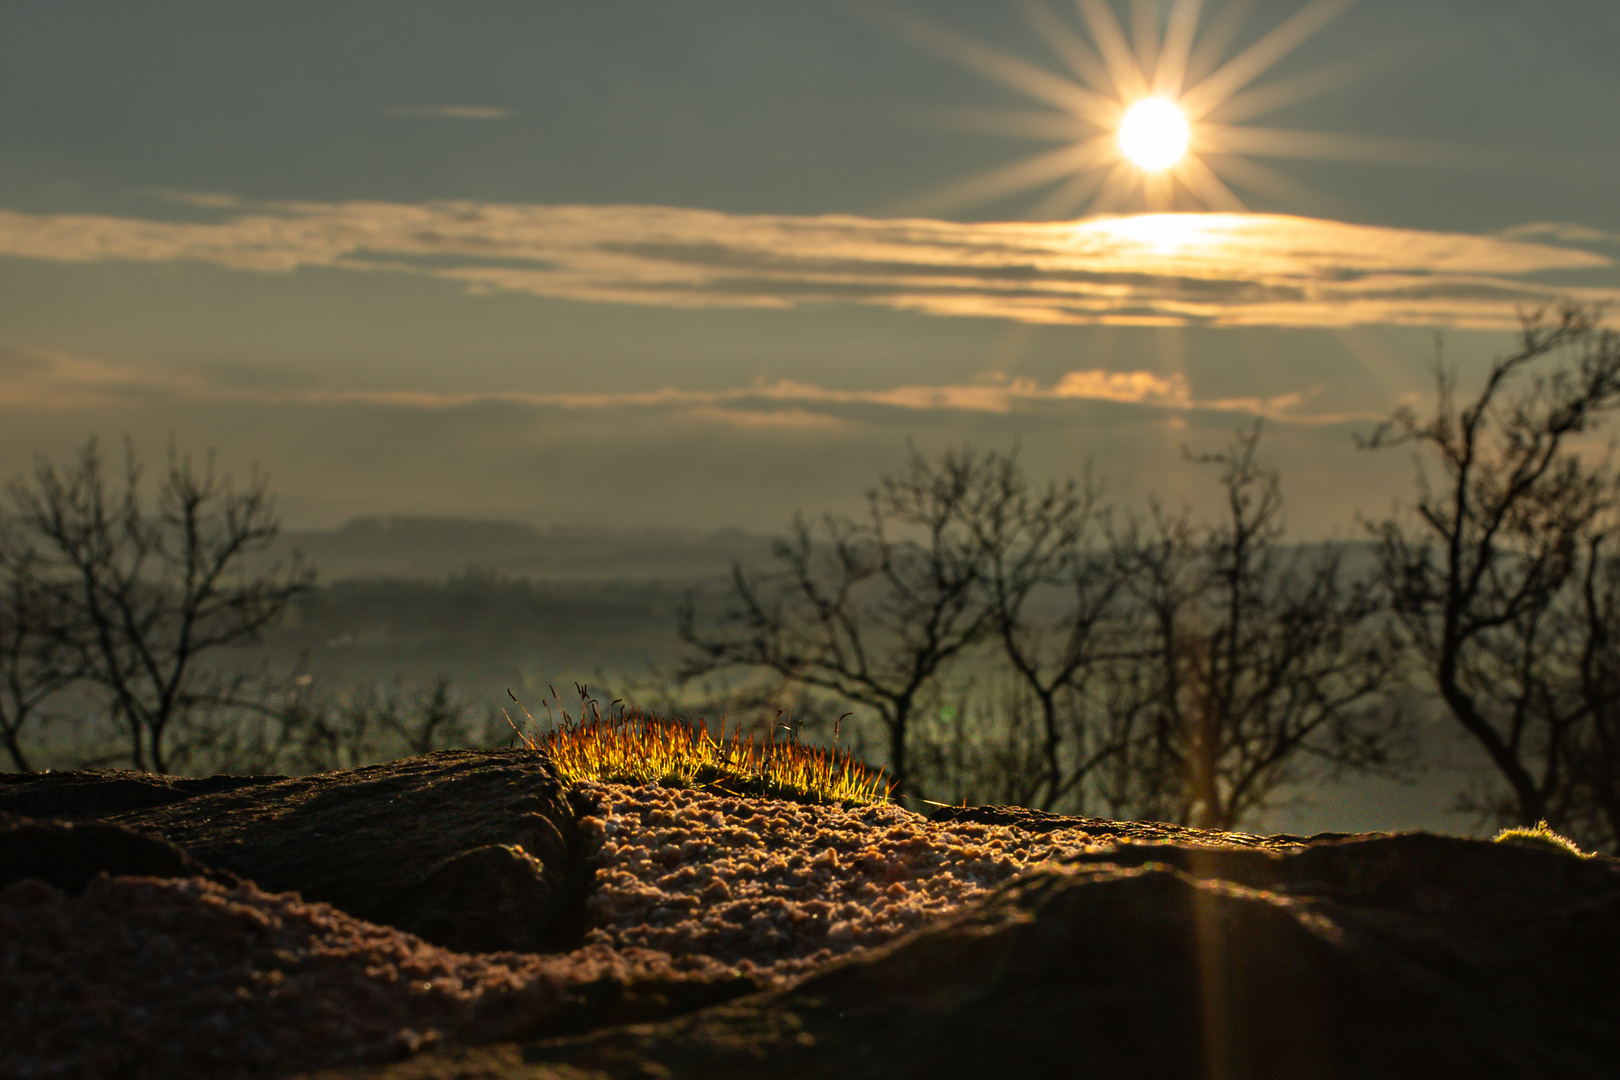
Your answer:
505;696;892;808
1492;819;1586;857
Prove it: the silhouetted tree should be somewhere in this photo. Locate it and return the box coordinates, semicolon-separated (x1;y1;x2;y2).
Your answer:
1362;304;1620;848
909;676;1111;812
949;447;1130;811
0;535;83;771
1100;424;1408;830
7;438;314;773
159;671;492;777
1571;534;1620;850
679;447;993;800
682;432;1407;822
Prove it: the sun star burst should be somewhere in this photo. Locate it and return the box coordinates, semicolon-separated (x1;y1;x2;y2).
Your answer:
890;0;1400;218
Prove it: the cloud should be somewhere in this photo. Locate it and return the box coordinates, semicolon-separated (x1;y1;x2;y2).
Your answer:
1052;369;1189;405
145;189;246;209
680;406;849;431
0;343;52;375
0;199;1612;329
1499;222;1620;247
0;344;221;408
379;106;511;120
0;344;1368;426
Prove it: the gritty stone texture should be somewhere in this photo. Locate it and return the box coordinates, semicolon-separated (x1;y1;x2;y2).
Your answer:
5;752;1619;1079
570;780;1271;983
925;802;1353;846
485;833;1620;1080
0;873;756;1080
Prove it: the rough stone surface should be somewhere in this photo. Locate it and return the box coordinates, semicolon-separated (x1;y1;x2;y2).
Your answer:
359;833;1620;1080
0;750;594;954
1;812;242;894
0;768;283;818
925;802;1355;846
0;873;761;1080
4;755;1619;1080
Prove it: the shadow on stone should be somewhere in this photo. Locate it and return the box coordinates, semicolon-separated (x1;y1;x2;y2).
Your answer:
0;750;594;956
0;814;241;895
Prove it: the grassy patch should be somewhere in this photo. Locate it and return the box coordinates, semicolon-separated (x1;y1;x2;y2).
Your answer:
505;692;892;808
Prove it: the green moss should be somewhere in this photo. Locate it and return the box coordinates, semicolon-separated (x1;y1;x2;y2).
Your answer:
1492;820;1585;857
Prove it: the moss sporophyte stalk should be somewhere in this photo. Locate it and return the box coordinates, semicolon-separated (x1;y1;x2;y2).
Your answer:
504;694;893;808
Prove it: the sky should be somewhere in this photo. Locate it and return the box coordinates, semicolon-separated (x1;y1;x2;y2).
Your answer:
2;0;1618;538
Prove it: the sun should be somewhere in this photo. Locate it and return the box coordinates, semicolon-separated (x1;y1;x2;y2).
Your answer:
887;0;1394;217
1118;98;1190;172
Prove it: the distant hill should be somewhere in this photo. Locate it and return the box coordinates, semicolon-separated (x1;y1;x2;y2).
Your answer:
268;516;779;583
262;515;1387;586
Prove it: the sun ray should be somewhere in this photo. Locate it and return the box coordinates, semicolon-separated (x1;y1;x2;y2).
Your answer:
1175;154;1248;211
1198;152;1343;212
1182;0;1257;88
1026;166;1115;219
1155;0;1206;96
1129;0;1164;89
1198;124;1474;165
907;140;1118;216
1202;60;1363;125
1013;0;1114;94
880;9;1116;118
1142;168;1177;211
1089;159;1150;214
1181;0;1354;118
1076;0;1149;101
937;106;1093;142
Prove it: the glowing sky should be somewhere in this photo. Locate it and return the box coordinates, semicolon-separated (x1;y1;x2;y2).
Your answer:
1;0;1617;536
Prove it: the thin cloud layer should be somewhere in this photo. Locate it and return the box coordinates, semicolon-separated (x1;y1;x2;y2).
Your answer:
0;343;1357;426
0;200;1611;329
379;106;511;120
1500;222;1620;247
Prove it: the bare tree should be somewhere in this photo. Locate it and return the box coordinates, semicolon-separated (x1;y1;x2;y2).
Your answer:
909;676;1076;811
0;535;83;771
679;446;993;800
165;673;491;777
7;438;314;773
1362;304;1620;843
1571;534;1620;850
950;448;1131;810
1103;423;1408;830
